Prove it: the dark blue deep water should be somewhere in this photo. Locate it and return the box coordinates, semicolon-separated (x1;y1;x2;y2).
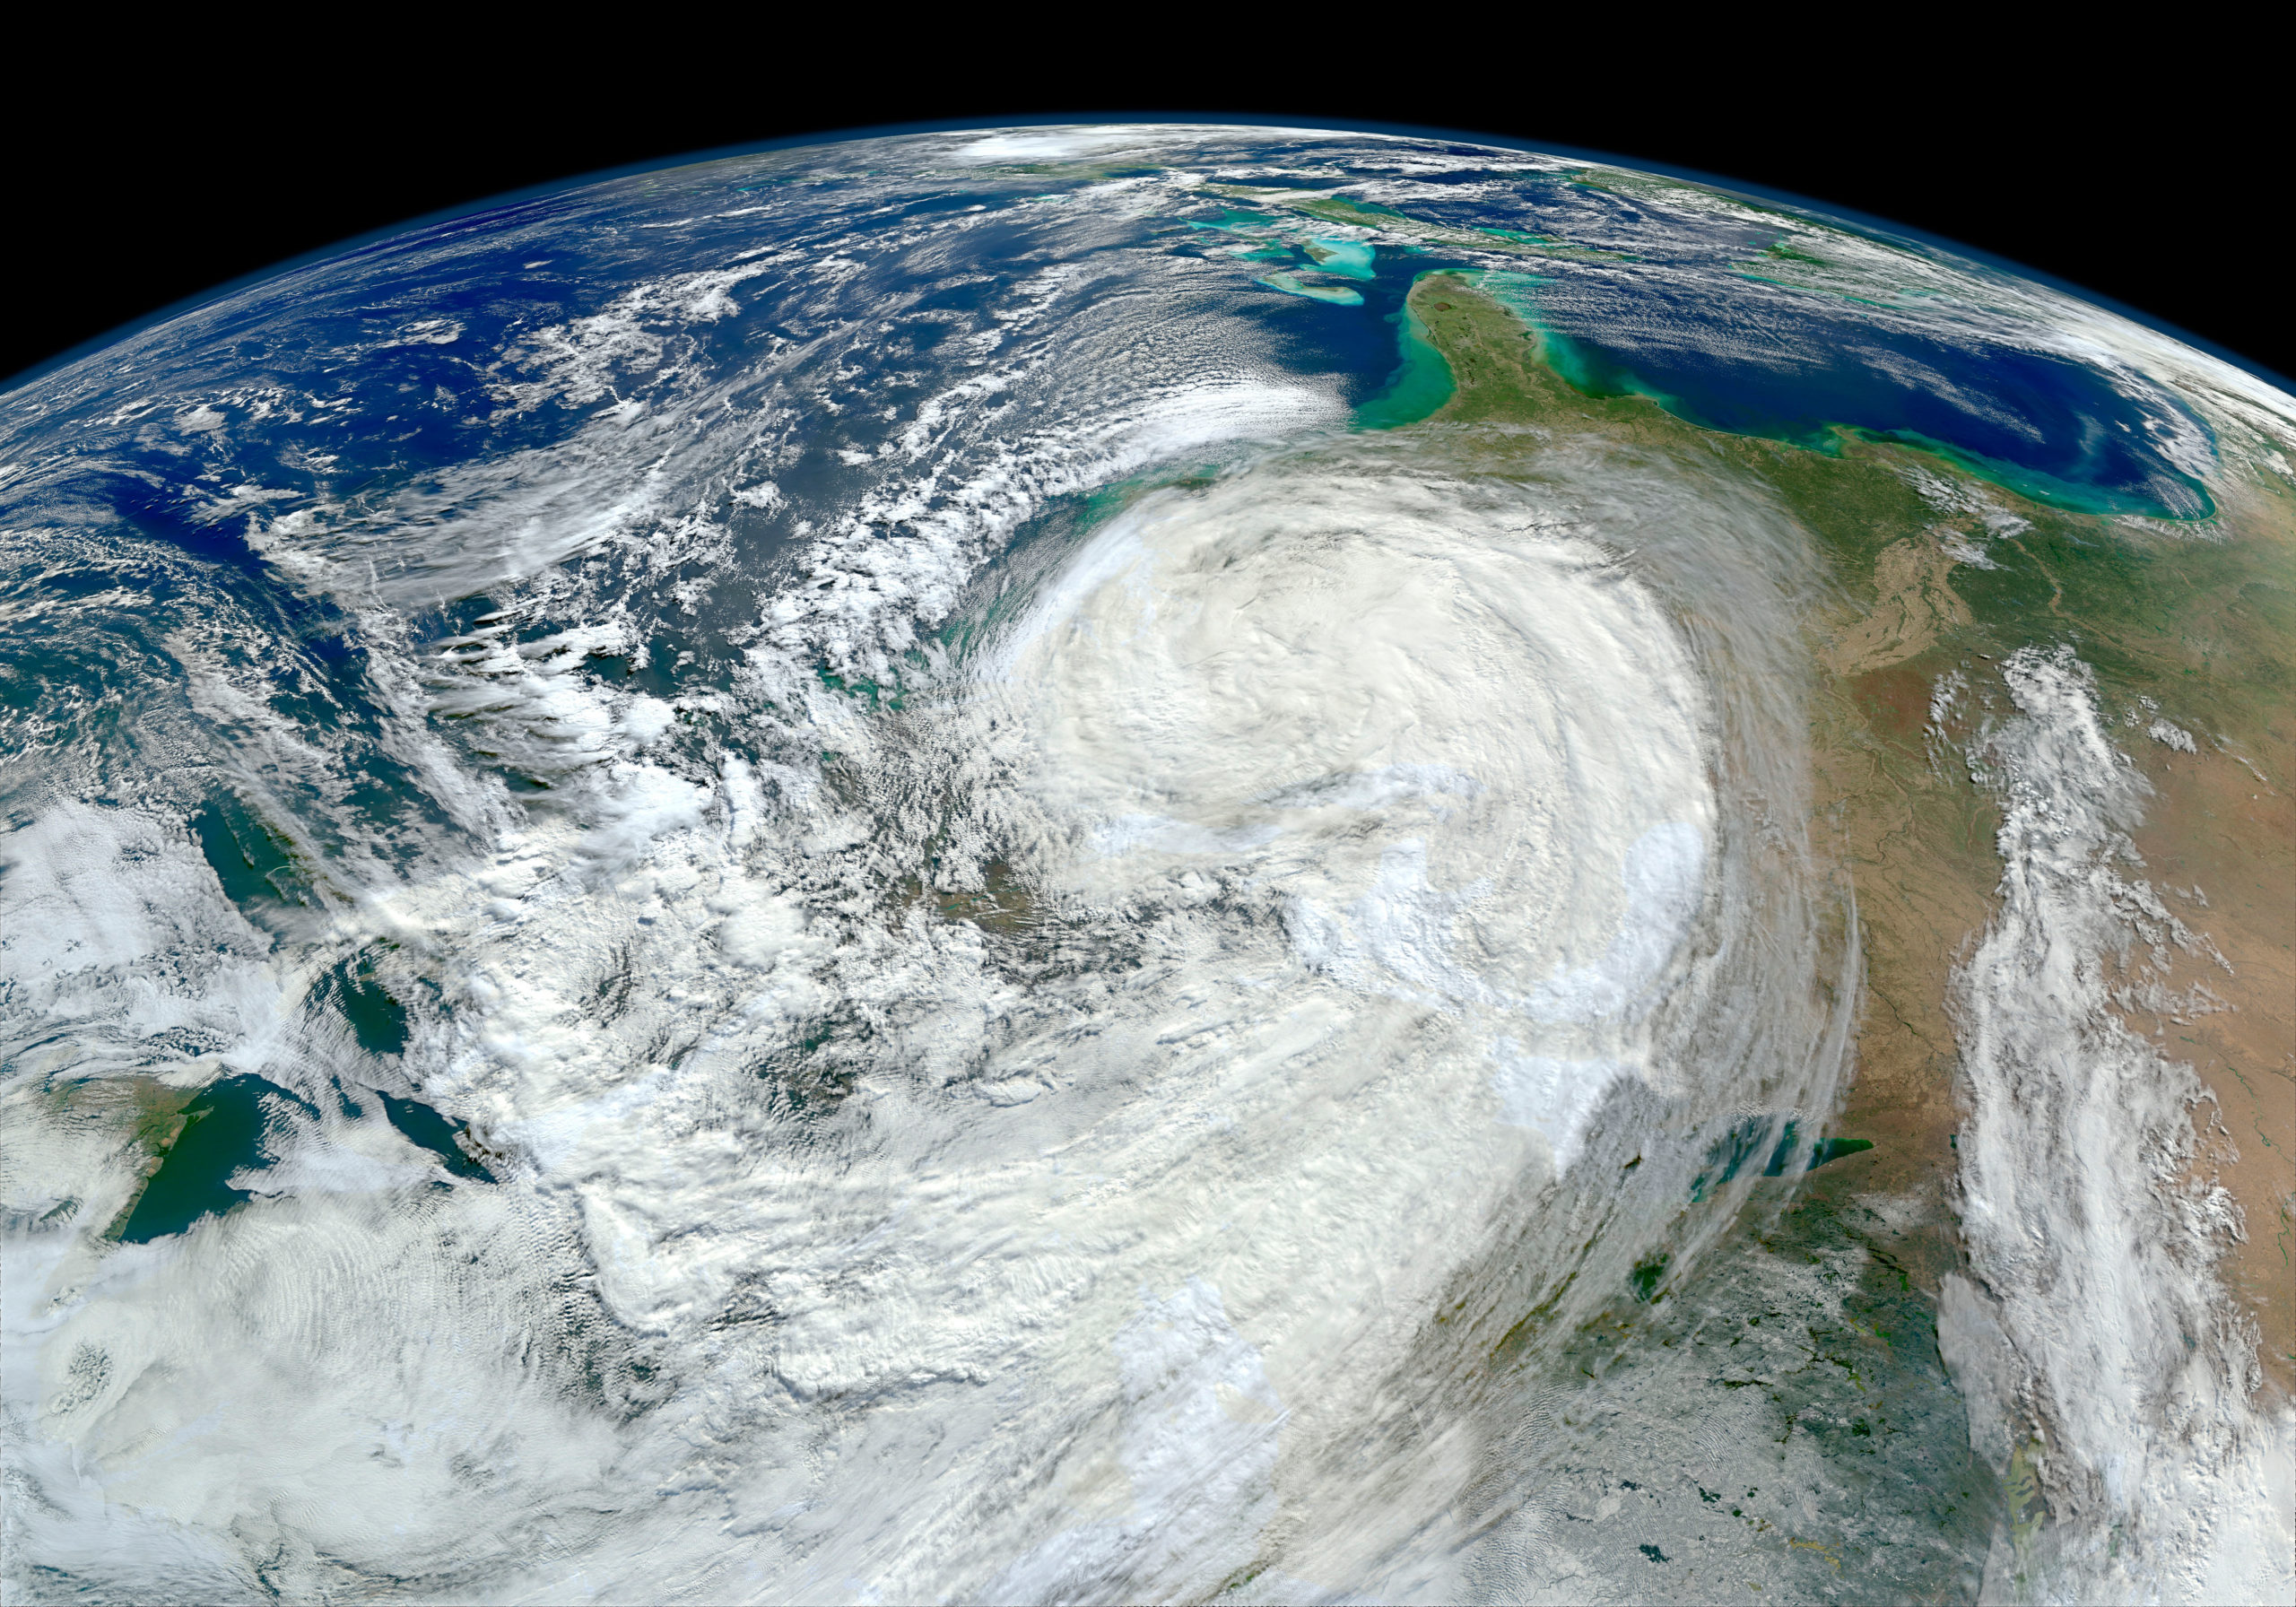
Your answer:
1513;280;2215;517
1187;171;2218;519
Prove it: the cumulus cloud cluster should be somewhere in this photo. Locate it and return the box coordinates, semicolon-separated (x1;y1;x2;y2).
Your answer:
25;120;2284;1602
2;399;1861;1599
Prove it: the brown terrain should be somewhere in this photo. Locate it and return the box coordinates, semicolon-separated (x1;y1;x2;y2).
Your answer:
1807;525;2295;1397
1408;269;2295;1403
2125;733;2296;1390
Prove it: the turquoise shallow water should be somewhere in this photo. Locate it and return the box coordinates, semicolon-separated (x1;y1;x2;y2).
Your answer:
1469;270;2215;518
1204;216;2214;520
1353;278;1455;429
3;124;2266;1604
1255;271;1362;306
1304;238;1377;280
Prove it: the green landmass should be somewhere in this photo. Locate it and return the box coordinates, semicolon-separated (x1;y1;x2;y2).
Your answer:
1392;271;2296;1521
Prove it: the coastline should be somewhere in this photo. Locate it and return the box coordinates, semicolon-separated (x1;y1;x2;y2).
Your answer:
1398;267;2295;1594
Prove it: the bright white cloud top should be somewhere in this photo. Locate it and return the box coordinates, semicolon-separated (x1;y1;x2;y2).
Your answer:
4;125;2289;1604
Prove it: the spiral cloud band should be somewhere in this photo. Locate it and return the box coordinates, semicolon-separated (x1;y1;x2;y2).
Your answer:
7;124;2285;1604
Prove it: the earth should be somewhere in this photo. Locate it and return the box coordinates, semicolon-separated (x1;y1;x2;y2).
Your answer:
2;125;2290;1604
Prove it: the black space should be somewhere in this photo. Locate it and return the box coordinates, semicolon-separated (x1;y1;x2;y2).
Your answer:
7;47;2285;389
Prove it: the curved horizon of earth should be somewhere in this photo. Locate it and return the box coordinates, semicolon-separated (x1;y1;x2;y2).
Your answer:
1;123;2289;1604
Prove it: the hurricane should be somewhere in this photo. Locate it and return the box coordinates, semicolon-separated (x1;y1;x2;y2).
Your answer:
4;124;2289;1604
